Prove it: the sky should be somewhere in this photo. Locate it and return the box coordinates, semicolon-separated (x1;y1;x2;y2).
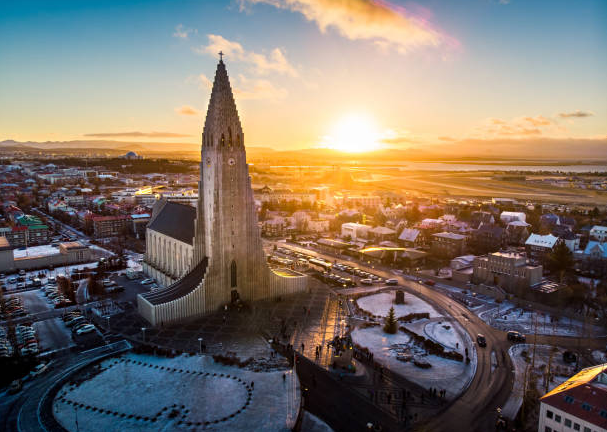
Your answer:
0;0;606;154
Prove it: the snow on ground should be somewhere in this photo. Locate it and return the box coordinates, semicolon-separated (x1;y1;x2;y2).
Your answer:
300;411;334;432
13;244;60;259
479;304;604;337
351;326;476;400
33;317;74;353
592;350;607;365
502;344;577;419
424;321;461;350
54;352;300;432
356;292;441;319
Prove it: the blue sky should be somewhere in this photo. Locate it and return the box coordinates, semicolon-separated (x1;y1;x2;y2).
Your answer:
0;0;605;152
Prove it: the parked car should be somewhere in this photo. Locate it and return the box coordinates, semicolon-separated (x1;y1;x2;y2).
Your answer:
476;334;487;347
386;278;398;286
360;278;374;285
8;380;22;394
75;324;96;335
507;331;526;342
140;278;154;285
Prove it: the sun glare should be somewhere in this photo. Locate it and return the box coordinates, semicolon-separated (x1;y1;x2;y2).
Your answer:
327;114;381;153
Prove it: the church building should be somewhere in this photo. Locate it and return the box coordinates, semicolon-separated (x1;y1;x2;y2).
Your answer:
138;58;308;325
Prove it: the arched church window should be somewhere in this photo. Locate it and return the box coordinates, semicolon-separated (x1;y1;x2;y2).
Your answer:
230;260;237;288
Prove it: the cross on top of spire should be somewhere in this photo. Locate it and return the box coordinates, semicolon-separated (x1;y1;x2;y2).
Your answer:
219;51;224;61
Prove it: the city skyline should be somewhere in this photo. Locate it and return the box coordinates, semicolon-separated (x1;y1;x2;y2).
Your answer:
1;0;606;154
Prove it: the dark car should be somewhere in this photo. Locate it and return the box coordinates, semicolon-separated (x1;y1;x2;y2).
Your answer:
476;334;487;347
507;331;526;342
563;351;577;363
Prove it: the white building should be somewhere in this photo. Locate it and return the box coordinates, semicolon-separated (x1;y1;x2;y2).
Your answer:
538;363;607;432
590;226;607;242
500;211;527;224
341;222;372;240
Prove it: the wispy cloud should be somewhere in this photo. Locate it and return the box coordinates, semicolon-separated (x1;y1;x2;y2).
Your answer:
481;115;557;137
558;110;594;118
522;115;552;127
173;24;196;39
175;105;201;116
84;131;191;138
195;34;298;77
197;73;288;100
239;0;457;54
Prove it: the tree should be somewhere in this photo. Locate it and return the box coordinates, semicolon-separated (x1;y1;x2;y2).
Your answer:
547;241;574;282
383;307;398;334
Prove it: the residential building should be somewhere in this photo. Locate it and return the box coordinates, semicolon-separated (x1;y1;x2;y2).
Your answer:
500;211;527;224
262;217;287;237
431;232;466;258
469;223;506;253
130;213;151;239
92;215;129;238
583;241;607;260
538;363;607;432
341;222;372;240
398;228;423;248
470;211;495;229
369;226;397;242
590;226;607;242
472;251;542;292
526;233;560;263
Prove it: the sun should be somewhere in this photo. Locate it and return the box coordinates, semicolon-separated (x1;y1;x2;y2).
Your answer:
326;114;381;153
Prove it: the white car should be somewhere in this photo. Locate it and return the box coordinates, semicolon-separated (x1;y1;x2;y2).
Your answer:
31;363;48;376
360;278;374;285
140;278;154;285
75;324;96;335
386;278;398;286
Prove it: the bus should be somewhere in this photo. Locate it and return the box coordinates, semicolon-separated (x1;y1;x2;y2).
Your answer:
308;258;332;272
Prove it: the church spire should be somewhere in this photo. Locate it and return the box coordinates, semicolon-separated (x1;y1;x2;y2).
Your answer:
202;56;243;149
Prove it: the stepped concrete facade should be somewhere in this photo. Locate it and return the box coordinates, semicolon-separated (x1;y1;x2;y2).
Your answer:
138;59;308;325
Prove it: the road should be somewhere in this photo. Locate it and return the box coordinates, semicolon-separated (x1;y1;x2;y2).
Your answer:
269;241;605;431
0;340;132;432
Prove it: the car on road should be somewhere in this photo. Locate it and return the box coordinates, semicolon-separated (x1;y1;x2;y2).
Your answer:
385;278;398;286
75;324;96;335
476;334;487;347
8;379;22;394
140;278;154;285
31;362;49;376
507;331;526;342
423;279;436;286
360;278;374;285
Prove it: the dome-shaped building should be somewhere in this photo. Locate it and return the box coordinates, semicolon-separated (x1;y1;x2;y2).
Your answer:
122;151;142;160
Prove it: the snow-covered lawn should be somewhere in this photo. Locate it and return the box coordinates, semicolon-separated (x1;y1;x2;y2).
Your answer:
356;292;441;319
53;353;300;432
351;326;476;400
424;321;461;351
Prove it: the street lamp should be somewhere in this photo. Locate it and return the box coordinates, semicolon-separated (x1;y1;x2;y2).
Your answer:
141;327;146;343
198;337;203;355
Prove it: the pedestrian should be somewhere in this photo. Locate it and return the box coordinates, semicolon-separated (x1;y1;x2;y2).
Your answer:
283;373;286;382
251;381;254;389
301;342;305;352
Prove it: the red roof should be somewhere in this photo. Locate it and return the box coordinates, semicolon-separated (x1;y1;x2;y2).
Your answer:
541;364;607;429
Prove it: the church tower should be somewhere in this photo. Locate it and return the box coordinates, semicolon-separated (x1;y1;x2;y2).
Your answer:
138;58;307;325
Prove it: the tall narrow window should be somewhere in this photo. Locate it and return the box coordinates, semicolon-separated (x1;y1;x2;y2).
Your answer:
236;134;241;147
228;127;233;146
230;260;237;287
221;134;225;147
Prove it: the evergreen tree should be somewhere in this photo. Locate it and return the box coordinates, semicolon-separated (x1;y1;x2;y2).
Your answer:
547;241;574;282
383;306;398;334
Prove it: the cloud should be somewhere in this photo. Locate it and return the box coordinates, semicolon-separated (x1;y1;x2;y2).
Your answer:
175;105;201;116
438;136;456;141
196;72;288;100
522;115;552;127
173;24;195;39
240;0;457;54
381;136;417;144
195;34;298;77
234;74;288;100
84;131;191;138
558;110;594;118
